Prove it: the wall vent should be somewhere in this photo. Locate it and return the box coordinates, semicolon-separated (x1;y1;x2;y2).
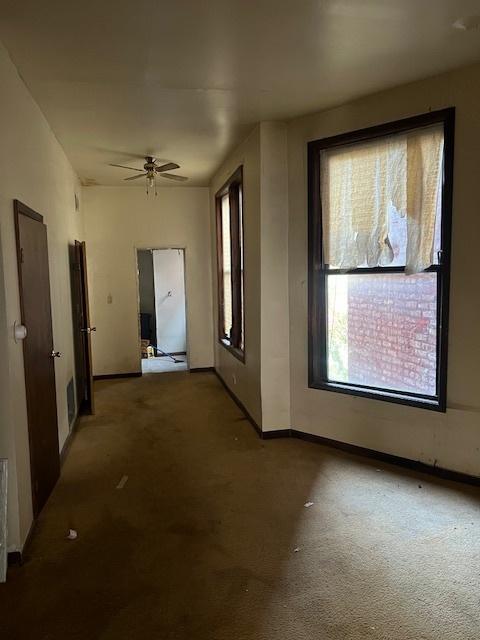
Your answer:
67;378;76;427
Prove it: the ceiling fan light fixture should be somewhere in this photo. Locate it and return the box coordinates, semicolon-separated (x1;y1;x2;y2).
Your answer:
146;173;157;196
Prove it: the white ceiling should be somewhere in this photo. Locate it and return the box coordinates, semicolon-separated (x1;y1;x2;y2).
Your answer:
1;0;480;186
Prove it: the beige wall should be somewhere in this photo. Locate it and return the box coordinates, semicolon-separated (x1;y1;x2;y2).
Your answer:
288;62;480;476
210;127;262;427
210;123;292;431
259;122;290;431
82;187;213;374
0;42;84;550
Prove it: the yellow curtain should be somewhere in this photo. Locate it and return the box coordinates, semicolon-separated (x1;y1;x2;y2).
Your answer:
320;125;444;274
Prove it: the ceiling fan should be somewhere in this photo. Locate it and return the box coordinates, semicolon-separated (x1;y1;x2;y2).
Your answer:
109;156;188;195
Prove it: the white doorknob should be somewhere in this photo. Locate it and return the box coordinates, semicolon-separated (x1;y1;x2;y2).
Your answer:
14;321;27;343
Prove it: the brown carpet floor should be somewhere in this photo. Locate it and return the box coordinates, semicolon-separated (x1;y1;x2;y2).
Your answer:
1;372;479;639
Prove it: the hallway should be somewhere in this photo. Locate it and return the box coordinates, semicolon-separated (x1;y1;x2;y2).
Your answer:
1;373;479;639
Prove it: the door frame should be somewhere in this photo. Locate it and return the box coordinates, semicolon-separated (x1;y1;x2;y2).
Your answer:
134;246;190;370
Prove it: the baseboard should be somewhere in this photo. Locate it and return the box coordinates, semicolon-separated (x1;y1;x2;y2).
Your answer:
190;367;215;373
7;551;22;567
213;369;262;437
150;350;186;357
93;372;142;381
7;517;36;567
211;370;479;486
261;429;292;440
290;429;480;486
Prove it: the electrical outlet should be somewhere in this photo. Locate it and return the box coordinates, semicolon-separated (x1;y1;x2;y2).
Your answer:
107;294;113;304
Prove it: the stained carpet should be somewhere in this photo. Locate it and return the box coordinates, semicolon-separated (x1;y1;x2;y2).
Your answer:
1;372;479;639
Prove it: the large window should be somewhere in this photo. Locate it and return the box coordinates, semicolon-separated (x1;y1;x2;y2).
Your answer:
308;109;454;410
215;166;244;361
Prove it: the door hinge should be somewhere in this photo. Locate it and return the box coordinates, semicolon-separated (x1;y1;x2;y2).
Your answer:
20;247;24;263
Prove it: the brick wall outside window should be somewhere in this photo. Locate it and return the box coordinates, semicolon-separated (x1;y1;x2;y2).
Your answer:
347;274;437;395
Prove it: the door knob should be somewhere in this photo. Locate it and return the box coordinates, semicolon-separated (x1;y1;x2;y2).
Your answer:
14;321;27;343
50;350;62;358
81;327;96;334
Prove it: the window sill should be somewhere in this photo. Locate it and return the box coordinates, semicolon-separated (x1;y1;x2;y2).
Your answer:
219;338;245;363
309;379;445;412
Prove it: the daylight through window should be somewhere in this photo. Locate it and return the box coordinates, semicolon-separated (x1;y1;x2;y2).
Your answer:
308;110;454;410
215;167;244;360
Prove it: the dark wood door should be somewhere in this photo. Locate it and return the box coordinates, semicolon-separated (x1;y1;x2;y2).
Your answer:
69;240;94;415
14;200;60;517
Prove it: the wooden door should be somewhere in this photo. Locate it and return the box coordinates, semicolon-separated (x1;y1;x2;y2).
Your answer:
14;200;60;517
69;240;95;415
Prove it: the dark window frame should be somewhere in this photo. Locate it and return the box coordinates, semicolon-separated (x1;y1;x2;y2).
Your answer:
215;166;245;363
308;108;455;412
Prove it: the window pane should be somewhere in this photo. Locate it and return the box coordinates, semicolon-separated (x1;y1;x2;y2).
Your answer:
327;273;437;396
221;194;233;339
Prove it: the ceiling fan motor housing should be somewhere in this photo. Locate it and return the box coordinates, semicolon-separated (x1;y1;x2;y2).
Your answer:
144;157;156;170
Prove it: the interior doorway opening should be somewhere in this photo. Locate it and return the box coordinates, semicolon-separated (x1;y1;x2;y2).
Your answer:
137;248;188;374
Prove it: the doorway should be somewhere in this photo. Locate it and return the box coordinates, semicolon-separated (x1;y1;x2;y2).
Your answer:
137;248;188;373
14;200;60;517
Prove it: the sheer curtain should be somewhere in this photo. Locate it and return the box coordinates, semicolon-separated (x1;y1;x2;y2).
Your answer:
320;125;444;274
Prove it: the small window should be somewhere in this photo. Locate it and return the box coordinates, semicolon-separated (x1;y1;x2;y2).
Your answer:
215;166;245;361
308;109;454;410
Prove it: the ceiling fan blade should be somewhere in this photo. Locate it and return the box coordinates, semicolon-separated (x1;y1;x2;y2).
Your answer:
159;173;188;182
155;162;180;173
110;163;145;172
124;173;147;181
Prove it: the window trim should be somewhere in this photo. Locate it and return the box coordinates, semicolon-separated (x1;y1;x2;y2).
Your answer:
308;108;455;412
215;166;245;363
